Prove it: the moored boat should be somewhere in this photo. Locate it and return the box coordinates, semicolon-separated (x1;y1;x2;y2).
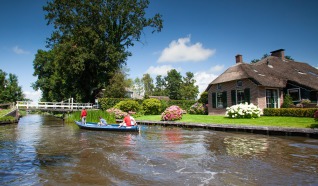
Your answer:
74;121;139;132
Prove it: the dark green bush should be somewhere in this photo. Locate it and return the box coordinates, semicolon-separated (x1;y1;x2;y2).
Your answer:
142;98;162;115
281;94;294;108
99;98;126;110
263;108;317;117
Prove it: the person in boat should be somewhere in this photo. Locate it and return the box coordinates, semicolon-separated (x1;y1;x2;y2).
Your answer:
119;113;132;128
98;116;108;126
81;107;87;124
130;113;137;126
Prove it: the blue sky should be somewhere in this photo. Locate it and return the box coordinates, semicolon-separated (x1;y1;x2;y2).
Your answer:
1;0;318;102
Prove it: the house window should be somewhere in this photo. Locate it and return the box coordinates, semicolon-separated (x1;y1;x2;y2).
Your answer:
231;88;250;105
266;89;279;108
217;84;222;90
212;91;227;108
237;90;245;104
287;88;300;102
216;92;223;108
237;80;242;87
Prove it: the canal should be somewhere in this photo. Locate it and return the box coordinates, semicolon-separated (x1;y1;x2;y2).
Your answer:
0;114;317;185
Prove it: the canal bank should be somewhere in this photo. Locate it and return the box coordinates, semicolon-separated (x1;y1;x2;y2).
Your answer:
117;119;318;138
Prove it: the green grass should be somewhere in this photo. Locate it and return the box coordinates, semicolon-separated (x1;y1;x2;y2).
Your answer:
135;114;318;128
66;110;116;123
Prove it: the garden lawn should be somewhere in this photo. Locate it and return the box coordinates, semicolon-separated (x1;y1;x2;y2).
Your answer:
135;114;317;128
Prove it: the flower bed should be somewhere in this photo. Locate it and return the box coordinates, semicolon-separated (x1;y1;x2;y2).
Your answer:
226;103;262;119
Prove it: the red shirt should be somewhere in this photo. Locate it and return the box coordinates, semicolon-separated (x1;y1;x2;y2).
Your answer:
123;116;132;126
81;109;87;117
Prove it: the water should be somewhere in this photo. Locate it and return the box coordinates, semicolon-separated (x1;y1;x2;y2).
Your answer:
0;114;317;185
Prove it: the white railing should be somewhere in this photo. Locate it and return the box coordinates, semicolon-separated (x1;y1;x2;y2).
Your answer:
16;101;93;110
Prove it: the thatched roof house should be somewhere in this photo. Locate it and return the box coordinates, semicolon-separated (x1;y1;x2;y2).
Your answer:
206;49;318;115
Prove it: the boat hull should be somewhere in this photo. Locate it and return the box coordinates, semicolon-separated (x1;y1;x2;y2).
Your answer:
75;121;139;132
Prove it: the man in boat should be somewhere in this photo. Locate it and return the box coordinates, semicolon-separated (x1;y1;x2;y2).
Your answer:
119;113;132;127
81;108;87;124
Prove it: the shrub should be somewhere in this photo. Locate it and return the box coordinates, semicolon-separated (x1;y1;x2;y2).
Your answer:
142;98;162;115
226;102;262;119
114;100;141;113
188;102;207;115
314;110;318;121
263;108;317;117
161;105;183;121
106;108;127;119
281;94;294;108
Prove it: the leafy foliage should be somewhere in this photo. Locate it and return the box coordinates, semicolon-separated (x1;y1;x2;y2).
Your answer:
0;70;25;103
114;100;141;112
66;110;115;123
106;108;127;119
314;110;318;121
165;69;182;100
34;0;163;102
188;102;207;115
264;108;317;117
161;105;183;121
281;94;294;108
142;98;162;115
198;91;208;104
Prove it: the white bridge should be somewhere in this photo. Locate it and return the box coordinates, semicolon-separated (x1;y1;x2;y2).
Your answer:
16;98;93;111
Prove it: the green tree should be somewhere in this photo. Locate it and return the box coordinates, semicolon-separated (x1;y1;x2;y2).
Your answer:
165;69;182;100
133;77;144;98
153;75;167;96
104;70;130;98
198;91;208;104
180;72;199;100
34;0;163;102
0;70;24;103
142;73;154;97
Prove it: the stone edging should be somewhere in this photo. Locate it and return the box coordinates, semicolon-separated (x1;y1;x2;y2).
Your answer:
116;119;318;138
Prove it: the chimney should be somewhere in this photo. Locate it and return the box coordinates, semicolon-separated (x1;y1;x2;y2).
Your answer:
235;54;243;64
270;49;285;61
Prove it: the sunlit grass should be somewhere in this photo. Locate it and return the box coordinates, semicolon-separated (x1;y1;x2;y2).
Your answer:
135;114;317;128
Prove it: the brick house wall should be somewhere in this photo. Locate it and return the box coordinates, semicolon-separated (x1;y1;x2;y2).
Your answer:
207;78;283;115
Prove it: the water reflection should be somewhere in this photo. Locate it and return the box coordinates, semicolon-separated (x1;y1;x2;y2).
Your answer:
0;115;317;185
224;136;269;157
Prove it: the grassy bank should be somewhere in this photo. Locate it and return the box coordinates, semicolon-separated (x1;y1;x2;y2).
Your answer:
136;114;318;128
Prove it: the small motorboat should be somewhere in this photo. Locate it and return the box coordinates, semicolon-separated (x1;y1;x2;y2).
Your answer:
74;121;139;132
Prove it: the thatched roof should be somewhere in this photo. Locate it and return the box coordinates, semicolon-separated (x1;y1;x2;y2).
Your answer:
207;56;318;91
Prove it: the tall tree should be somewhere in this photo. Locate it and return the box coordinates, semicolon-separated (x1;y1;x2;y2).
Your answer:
33;0;163;102
153;75;167;96
133;77;144;97
141;73;154;97
0;70;24;103
180;72;199;100
165;69;182;100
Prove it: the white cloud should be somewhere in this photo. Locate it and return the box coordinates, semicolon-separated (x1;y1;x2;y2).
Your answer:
158;35;215;63
13;46;30;54
193;64;224;94
24;90;41;103
145;65;182;76
209;65;224;72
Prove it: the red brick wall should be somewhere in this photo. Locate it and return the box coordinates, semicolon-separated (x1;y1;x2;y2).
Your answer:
208;79;283;115
208;79;266;115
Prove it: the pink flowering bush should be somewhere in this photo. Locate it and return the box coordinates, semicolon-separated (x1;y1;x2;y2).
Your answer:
106;108;127;119
189;102;207;115
161;105;183;121
314;110;318;122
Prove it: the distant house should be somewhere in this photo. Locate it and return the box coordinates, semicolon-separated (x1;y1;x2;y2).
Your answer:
205;49;318;115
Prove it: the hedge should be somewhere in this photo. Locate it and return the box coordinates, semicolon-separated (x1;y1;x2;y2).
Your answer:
263;108;318;117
